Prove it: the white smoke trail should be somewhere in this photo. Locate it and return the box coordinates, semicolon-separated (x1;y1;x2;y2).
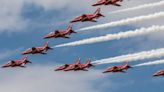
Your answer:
54;25;164;47
92;48;164;65
134;59;164;67
78;12;164;31
109;1;164;14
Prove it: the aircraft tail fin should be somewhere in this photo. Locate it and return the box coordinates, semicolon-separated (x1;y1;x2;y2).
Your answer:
94;8;101;14
22;56;28;61
44;42;49;47
125;61;128;65
75;58;81;64
85;58;95;68
67;24;72;30
94;8;105;18
44;42;53;51
124;61;132;69
67;24;76;35
22;56;32;64
85;58;91;65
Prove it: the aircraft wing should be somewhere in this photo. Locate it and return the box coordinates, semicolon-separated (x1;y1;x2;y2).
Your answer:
59;30;68;35
74;15;87;21
64;65;75;71
117;65;123;69
48;31;57;37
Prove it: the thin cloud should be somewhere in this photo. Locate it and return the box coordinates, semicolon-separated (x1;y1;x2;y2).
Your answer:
0;48;23;60
0;65;113;92
0;0;28;32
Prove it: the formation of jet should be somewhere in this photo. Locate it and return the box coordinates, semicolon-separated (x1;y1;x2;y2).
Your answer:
153;70;164;77
2;56;31;68
92;0;123;7
70;8;105;23
44;25;76;39
22;42;53;55
103;62;132;73
55;58;94;71
2;0;163;79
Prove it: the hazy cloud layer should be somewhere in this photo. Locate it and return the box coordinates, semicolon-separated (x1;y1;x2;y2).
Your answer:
0;0;28;33
0;65;115;92
0;48;23;61
0;0;163;34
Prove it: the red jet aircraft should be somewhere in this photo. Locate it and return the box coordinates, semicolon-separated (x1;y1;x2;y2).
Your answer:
22;42;52;55
63;58;81;71
153;70;164;77
103;62;132;73
55;58;94;71
2;56;31;68
73;59;95;71
44;25;76;39
70;8;105;23
55;58;81;71
92;0;123;7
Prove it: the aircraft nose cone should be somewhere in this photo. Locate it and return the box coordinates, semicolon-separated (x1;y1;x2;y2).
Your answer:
22;52;26;55
153;73;158;76
1;64;8;68
54;68;62;71
44;33;52;39
70;21;75;23
44;35;49;39
153;74;157;77
54;69;59;71
102;71;108;73
1;66;5;68
92;4;96;6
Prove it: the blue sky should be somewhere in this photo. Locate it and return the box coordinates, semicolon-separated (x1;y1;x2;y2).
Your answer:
0;0;164;92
